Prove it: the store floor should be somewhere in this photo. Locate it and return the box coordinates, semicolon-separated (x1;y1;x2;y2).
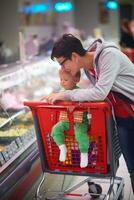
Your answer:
116;155;133;200
47;155;133;200
24;155;133;200
61;156;134;200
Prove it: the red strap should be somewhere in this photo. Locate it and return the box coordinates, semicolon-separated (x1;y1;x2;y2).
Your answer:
108;92;134;118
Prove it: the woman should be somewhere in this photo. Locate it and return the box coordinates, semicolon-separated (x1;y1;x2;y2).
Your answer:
46;34;134;193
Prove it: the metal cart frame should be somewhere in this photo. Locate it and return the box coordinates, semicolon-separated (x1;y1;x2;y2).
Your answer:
24;101;124;200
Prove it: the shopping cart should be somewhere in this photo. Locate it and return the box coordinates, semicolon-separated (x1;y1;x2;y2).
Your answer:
24;100;124;200
122;48;134;63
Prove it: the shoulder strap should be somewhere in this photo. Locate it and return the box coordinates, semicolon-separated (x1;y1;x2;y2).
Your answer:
95;45;119;75
85;46;119;84
112;91;134;104
95;46;134;105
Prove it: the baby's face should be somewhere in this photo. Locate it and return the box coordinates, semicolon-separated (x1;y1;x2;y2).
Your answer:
60;73;77;90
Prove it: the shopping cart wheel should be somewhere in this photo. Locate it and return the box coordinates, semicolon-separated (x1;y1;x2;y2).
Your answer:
88;182;102;199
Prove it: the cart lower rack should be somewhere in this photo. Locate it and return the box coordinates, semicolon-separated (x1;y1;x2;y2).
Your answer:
24;101;124;200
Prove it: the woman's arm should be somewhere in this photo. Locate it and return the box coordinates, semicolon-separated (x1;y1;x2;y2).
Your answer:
46;49;121;103
64;49;121;102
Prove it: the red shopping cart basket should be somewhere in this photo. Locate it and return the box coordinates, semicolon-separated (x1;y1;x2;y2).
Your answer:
24;101;121;177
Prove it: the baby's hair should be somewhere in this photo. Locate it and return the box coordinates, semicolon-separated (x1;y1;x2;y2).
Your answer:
59;68;81;79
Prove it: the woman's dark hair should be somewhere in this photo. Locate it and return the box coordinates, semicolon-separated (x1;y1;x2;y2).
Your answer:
51;34;87;60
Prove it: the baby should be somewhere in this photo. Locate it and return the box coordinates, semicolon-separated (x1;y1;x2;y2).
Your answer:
51;69;90;168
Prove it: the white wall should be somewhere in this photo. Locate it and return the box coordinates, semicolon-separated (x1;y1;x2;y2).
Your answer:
19;0;75;40
0;0;121;60
74;0;99;37
101;9;120;42
74;0;120;42
22;11;75;40
0;0;19;57
56;11;75;36
22;0;120;42
55;0;75;36
22;25;55;40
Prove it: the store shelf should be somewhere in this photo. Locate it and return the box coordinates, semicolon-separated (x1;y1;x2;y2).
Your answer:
0;56;60;199
0;141;40;199
0;109;26;129
0;129;36;173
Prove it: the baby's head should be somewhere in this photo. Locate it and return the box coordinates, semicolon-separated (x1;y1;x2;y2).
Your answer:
59;69;80;90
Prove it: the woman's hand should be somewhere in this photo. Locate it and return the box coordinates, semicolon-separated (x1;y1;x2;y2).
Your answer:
45;92;65;104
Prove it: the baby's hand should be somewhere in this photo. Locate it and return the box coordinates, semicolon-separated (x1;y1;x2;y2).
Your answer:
45;92;65;104
40;96;47;102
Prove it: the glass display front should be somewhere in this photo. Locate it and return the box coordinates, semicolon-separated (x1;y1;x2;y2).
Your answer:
0;58;60;171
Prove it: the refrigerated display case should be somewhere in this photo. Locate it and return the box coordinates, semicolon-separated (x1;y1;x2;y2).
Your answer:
0;57;60;200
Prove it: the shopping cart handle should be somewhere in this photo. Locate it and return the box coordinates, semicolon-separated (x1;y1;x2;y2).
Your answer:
24;100;111;111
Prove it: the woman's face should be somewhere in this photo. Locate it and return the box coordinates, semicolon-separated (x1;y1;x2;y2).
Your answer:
57;53;80;76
